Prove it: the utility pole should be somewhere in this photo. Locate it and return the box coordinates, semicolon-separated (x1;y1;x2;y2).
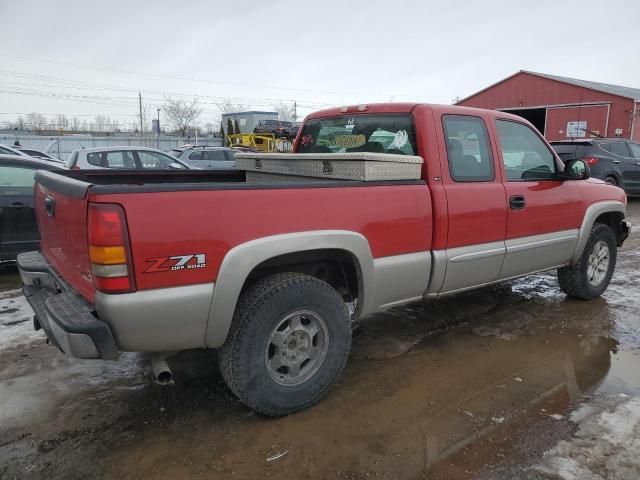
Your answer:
138;92;144;135
156;108;161;149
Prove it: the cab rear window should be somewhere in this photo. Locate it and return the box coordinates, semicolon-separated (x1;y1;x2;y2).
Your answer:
297;114;417;155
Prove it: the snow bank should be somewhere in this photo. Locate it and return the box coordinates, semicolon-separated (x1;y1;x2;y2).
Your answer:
0;289;39;350
533;394;640;479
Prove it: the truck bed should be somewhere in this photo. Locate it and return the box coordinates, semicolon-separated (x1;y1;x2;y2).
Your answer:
39;169;424;195
33;169;431;303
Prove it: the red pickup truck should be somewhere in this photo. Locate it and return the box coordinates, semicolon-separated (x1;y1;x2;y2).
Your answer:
19;103;630;416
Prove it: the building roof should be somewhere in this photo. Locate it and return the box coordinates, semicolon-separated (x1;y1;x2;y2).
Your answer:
523;70;640;101
458;70;640;105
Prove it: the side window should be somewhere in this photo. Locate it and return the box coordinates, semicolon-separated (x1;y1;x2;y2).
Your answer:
137;151;183;169
496;120;557;181
627;142;640;158
86;152;103;167
202;150;227;161
443;115;494;182
609;142;631;157
0;166;36;193
188;150;203;160
105;151;136;168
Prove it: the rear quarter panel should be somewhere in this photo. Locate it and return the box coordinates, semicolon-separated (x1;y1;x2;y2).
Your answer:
92;184;432;291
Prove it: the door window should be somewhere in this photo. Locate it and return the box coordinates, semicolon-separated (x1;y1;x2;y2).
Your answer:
137;151;183;169
496;120;557;181
628;142;640;158
442;115;494;182
202;150;227;161
0;166;36;195
609;142;631;157
188;150;203;160
105;151;136;168
86;152;103;167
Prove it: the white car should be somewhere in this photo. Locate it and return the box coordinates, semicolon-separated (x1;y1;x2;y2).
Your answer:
0;144;29;157
16;147;63;163
66;146;190;170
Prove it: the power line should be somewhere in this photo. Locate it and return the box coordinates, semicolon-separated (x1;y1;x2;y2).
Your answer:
0;53;415;99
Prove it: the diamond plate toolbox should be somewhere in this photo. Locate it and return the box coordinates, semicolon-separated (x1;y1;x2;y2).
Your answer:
235;152;423;181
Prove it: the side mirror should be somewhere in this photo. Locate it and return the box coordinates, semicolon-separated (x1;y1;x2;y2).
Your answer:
561;159;590;181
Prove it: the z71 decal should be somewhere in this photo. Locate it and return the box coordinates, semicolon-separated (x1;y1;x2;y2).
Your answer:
144;254;206;273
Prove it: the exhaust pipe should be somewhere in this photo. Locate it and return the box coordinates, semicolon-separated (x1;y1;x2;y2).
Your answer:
151;353;175;385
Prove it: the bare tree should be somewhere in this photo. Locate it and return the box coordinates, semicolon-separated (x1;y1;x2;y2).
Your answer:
94;115;110;132
218;98;247;114
26;112;47;131
273;101;296;122
163;97;202;136
14;116;26;130
55;114;70;130
70;117;81;131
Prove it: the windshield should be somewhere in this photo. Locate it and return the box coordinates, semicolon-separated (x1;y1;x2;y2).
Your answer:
297;114;417;155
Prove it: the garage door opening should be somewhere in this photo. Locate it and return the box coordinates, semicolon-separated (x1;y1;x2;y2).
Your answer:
500;108;547;135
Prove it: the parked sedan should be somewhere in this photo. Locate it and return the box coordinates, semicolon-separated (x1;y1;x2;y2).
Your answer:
66;146;190;170
0;155;64;263
0;144;29;157
551;139;640;195
170;146;237;169
17;147;63;164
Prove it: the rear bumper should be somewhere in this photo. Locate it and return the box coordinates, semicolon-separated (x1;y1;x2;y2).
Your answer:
18;251;118;359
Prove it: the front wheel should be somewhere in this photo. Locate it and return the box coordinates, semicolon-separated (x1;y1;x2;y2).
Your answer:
557;223;617;299
219;273;351;416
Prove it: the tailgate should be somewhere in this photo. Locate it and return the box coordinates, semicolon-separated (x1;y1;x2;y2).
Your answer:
34;170;95;303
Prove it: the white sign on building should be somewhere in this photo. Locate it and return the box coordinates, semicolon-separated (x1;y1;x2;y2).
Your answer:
566;121;587;138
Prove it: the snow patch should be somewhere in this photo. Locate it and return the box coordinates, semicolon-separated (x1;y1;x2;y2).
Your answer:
533;395;640;479
0;289;39;350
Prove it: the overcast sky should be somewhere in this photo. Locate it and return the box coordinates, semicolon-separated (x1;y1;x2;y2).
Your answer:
1;0;639;129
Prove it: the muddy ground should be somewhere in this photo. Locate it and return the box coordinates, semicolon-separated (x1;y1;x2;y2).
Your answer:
1;199;639;480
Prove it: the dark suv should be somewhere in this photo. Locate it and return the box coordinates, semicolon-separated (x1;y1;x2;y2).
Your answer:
253;119;293;138
551;139;640;194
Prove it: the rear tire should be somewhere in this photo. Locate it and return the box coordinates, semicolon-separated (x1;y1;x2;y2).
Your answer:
219;273;351;416
557;223;616;299
604;176;618;186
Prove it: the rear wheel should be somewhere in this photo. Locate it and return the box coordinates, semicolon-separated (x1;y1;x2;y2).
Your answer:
219;273;351;416
557;223;616;299
604;176;618;186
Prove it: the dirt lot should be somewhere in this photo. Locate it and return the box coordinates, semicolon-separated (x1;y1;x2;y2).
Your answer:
1;199;639;480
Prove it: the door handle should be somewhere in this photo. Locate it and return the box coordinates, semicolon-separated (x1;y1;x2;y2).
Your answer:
636;162;640;166
509;195;526;210
11;202;25;210
613;160;621;164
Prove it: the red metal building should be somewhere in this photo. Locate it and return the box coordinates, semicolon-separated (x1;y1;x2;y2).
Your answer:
457;70;640;141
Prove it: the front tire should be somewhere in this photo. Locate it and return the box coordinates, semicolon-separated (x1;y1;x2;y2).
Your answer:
604;176;619;186
219;273;351;416
557;223;617;299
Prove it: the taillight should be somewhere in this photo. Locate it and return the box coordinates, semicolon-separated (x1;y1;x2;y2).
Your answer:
88;203;136;294
584;157;599;166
